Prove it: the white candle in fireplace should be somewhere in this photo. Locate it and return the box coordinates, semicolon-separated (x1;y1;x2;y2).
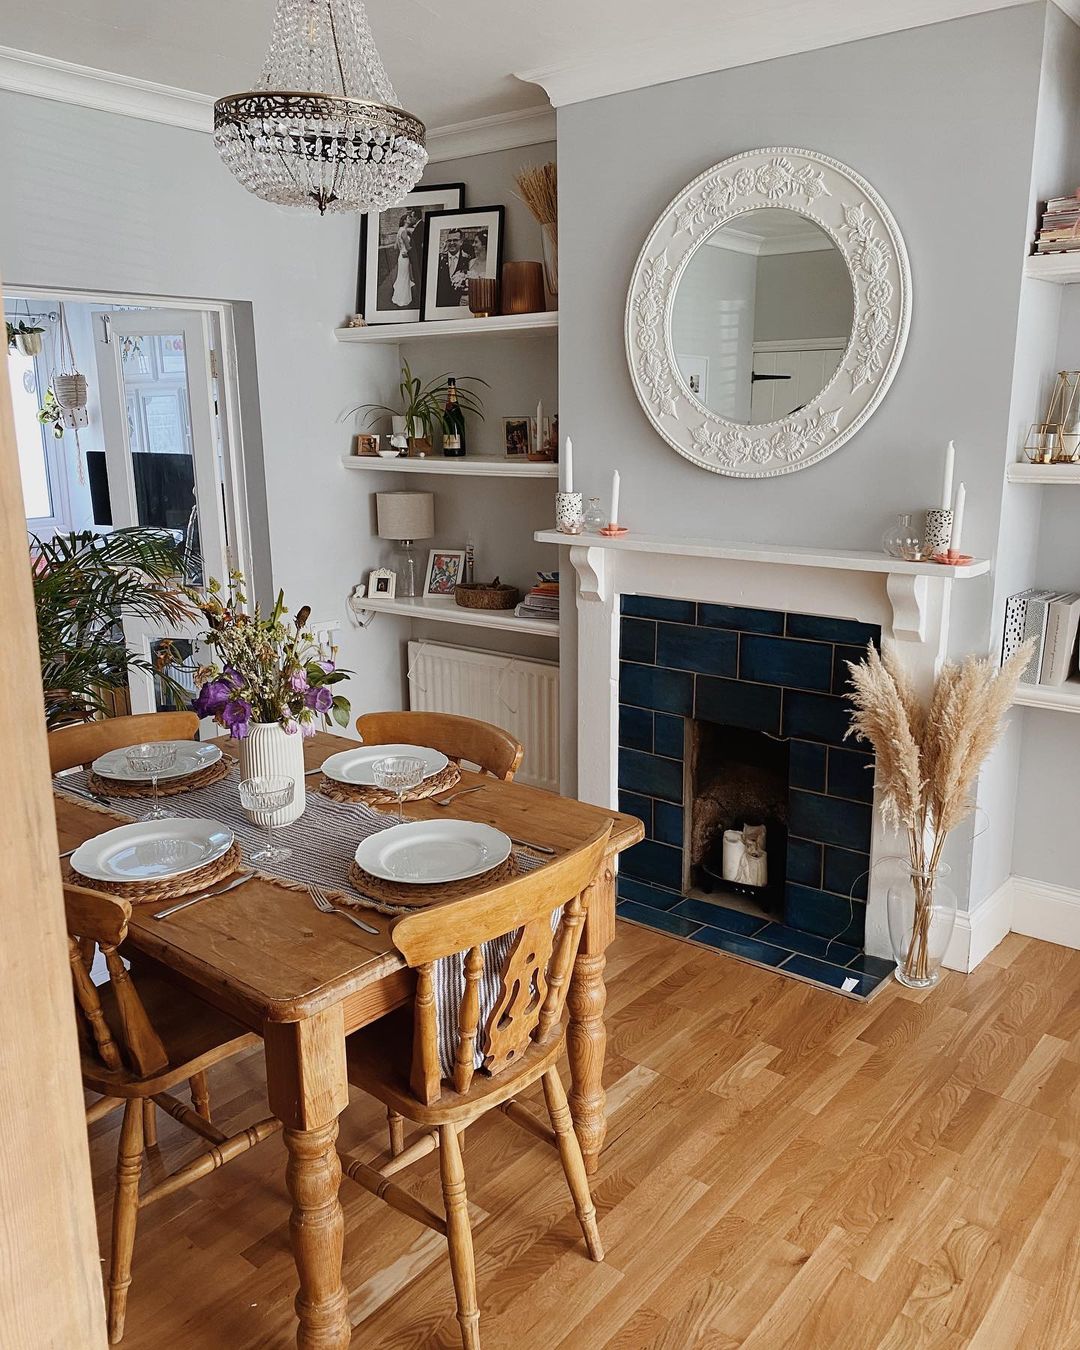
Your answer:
610;469;620;525
948;481;966;553
941;439;955;511
564;436;573;494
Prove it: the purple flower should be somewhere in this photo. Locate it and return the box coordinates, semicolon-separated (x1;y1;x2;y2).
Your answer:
282;717;298;735
222;697;253;739
304;685;333;714
192;678;232;719
222;666;245;690
319;659;336;674
288;670;309;692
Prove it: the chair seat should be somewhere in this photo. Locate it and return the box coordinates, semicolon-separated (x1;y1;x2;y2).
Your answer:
80;969;258;1098
345;1005;566;1125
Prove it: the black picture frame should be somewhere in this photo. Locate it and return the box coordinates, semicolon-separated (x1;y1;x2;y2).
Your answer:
356;182;465;324
420;205;506;322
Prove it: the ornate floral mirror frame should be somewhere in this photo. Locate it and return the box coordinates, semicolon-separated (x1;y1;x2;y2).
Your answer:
625;146;912;478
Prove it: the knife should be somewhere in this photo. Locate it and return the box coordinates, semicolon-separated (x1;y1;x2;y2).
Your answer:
55;781;112;806
510;837;556;856
152;870;256;919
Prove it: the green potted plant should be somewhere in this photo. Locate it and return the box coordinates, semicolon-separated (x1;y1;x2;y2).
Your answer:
6;319;45;357
347;358;486;454
36;387;65;439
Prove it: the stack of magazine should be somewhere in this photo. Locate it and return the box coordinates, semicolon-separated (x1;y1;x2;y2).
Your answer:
515;572;559;623
1034;191;1080;254
1002;588;1080;685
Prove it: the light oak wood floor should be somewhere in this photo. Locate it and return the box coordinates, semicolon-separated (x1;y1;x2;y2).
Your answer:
88;922;1080;1348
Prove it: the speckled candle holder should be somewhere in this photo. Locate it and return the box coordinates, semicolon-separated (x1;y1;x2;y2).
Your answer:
924;507;953;557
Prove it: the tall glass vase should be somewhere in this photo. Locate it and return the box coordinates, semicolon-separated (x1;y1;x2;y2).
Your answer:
886;863;957;988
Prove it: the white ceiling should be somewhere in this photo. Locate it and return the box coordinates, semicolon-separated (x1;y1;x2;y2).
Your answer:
0;0;1072;130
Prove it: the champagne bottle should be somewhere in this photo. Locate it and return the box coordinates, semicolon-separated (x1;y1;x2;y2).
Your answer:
442;376;466;457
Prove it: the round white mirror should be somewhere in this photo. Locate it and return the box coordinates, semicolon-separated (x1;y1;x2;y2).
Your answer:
626;148;911;477
671;208;854;424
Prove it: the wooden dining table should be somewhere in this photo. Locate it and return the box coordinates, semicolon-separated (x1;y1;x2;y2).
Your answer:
54;729;643;1350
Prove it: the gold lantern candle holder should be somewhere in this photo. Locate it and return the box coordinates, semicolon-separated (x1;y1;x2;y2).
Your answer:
1026;370;1080;464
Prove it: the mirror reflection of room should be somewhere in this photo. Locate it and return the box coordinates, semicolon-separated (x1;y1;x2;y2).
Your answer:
671;207;854;424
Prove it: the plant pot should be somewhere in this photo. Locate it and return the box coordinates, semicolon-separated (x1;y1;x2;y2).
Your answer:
14;332;43;357
237;721;306;826
886;863;957;989
408;436;432;456
391;415;408;437
54;372;89;409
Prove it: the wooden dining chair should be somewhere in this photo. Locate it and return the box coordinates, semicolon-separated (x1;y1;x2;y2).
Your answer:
65;882;281;1343
339;824;612;1350
356;710;524;781
48;710;199;775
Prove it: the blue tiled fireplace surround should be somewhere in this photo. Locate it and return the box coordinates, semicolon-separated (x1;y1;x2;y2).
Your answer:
618;594;890;991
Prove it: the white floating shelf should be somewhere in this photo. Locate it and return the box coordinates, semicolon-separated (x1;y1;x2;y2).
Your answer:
357;593;559;637
335;311;558;344
533;530;990;579
341;454;557;479
1023;254;1080;284
1013;679;1080;713
1006;462;1080;484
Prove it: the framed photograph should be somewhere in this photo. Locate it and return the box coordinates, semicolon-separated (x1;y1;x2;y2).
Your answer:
424;549;466;596
676;353;710;402
353;433;380;456
368;567;397;599
503;417;532;458
420;206;505;321
357;183;465;325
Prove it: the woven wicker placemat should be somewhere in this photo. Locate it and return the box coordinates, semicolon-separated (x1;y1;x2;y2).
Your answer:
68;841;243;905
88;755;233;800
319;760;461;806
347;853;517;910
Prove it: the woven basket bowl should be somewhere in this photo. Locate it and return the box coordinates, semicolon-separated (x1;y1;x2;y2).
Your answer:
455;582;520;611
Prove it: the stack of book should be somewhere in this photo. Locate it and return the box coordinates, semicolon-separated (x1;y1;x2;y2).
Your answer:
1002;588;1080;685
515;573;559;623
1034;192;1080;254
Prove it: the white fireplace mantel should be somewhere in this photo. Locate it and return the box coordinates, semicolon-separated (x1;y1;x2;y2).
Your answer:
535;527;991;961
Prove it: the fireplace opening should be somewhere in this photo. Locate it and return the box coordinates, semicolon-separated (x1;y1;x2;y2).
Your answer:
685;721;789;920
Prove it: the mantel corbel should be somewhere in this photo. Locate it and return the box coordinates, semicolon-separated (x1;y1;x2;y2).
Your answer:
885;572;933;644
568;544;609;605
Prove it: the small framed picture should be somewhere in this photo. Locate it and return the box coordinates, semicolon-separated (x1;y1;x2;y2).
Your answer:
503;417;532;458
424;549;466;596
421;206;505;321
357;183;465;325
368;567;397;599
354;433;380;456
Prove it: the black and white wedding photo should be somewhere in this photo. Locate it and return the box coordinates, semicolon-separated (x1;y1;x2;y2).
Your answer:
420;205;504;321
356;183;463;324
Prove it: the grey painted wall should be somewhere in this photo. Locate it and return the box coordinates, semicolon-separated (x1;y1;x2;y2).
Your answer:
754;248;853;343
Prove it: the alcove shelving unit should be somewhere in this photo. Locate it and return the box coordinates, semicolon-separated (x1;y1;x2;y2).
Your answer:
340;453;557;479
334;311;558;344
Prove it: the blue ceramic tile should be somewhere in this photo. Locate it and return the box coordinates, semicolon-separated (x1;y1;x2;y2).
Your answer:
781;953;877;996
621;617;656;664
620;662;693;716
656;623;737;677
781;689;853;746
789;790;872;852
699;604;784;635
616;876;683;910
822;846;871;901
832;644;869;696
789;740;827;792
653;713;685;761
618;900;702;937
845;952;896;980
827;747;875;803
739;634;834;692
786;613;881;646
784;885;866;945
620;839;683;890
653;800;684;846
693;928;790;967
619;704;652;752
622;595;697;624
757;922;859;964
695;676;782;734
670;899;767;935
618;791;652;834
619;747;683;803
787;836;823;887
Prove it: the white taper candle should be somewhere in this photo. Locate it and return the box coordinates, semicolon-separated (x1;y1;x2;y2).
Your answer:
941;439;955;511
564;436;573;494
536;399;543;452
948;482;966;553
610;469;620;524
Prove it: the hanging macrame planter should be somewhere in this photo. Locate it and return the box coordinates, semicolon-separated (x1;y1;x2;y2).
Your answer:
53;304;89;409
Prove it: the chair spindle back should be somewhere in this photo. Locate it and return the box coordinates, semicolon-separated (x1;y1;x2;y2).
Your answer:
356;711;525;781
48;711;200;774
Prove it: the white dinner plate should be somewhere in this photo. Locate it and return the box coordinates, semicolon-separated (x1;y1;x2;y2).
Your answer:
70;818;234;883
92;740;223;783
321;743;449;787
354;820;512;884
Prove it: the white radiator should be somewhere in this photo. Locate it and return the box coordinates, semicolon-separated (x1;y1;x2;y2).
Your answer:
407;640;559;792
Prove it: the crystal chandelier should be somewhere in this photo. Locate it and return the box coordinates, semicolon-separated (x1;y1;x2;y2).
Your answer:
214;0;427;215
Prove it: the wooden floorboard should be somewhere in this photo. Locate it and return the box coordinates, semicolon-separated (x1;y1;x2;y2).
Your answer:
88;921;1080;1348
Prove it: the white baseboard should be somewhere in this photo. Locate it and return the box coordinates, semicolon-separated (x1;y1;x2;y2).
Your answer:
944;874;1080;971
943;876;1015;972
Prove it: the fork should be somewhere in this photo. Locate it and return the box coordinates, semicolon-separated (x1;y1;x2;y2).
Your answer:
308;882;379;934
432;785;486;808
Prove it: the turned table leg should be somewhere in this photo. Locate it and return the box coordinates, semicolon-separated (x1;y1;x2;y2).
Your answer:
265;1007;351;1350
567;862;615;1176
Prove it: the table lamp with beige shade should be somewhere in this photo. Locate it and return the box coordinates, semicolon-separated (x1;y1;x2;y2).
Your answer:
377;490;434;597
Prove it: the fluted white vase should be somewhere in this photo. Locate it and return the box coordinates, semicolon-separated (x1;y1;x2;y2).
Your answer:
237;721;305;826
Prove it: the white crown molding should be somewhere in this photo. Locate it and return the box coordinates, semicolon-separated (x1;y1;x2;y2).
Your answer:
517;0;1049;109
0;46;554;161
705;226;834;256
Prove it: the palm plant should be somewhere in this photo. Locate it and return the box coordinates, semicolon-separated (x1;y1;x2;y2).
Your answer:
32;529;198;728
347;358;486;441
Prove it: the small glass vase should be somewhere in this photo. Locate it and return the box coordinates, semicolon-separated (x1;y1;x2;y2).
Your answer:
882;512;926;561
886;863;957;988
